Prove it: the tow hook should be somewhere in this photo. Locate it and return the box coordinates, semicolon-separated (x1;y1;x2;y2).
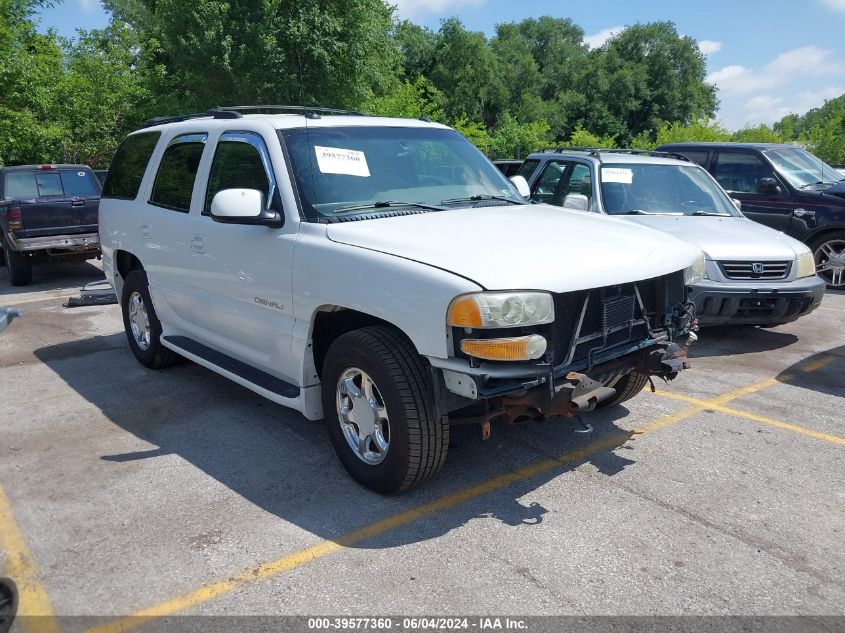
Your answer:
573;414;593;435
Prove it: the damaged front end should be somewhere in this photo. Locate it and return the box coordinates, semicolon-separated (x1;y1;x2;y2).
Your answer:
435;270;697;436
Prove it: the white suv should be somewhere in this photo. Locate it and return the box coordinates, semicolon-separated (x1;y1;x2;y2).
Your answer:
99;106;703;494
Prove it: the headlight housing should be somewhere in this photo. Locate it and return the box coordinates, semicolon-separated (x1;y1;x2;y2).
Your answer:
447;291;555;329
796;251;816;278
684;252;707;286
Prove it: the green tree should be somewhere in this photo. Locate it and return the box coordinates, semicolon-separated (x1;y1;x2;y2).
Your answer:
430;18;504;127
579;22;718;141
489;113;552;159
59;24;153;167
731;124;785;144
0;0;67;165
652;118;731;145
562;126;617;149
364;76;443;120
451;116;494;155
104;0;399;111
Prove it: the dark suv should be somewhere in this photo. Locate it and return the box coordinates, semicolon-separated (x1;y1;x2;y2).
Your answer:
656;142;845;289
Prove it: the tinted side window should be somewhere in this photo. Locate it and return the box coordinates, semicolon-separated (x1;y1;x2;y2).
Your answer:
713;152;776;194
531;160;566;204
150;135;207;212
60;170;100;197
102;132;161;199
561;163;592;210
3;172;38;199
517;159;539;181
204;136;271;215
675;150;709;167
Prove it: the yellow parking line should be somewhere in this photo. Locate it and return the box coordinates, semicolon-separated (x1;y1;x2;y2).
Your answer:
0;485;58;633
653;390;845;446
86;390;751;633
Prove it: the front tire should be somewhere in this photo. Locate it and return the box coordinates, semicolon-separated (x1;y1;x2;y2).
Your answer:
120;270;180;369
321;326;449;495
598;370;649;408
811;231;845;289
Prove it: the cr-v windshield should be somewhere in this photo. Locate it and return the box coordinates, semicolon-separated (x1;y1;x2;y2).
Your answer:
279;126;523;221
600;163;739;216
765;147;844;189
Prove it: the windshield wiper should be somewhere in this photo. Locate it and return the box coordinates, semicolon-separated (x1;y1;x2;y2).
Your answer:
330;200;446;215
798;181;826;189
441;194;522;206
691;211;730;216
622;209;664;215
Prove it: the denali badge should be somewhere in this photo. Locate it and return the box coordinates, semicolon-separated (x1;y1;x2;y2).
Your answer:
751;263;764;274
254;297;284;311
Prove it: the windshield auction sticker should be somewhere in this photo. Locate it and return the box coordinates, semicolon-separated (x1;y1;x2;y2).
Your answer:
601;167;633;184
314;146;370;177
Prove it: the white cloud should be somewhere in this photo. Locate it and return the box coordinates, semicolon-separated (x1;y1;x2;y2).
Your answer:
583;26;625;49
707;46;843;96
820;0;845;11
698;40;722;56
78;0;97;11
743;86;844;123
391;0;486;19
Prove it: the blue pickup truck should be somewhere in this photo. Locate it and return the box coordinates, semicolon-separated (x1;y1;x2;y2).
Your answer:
0;164;101;286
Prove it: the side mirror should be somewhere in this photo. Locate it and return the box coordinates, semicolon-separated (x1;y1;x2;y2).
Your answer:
509;175;530;198
756;177;781;195
731;198;742;211
210;189;283;227
562;193;589;211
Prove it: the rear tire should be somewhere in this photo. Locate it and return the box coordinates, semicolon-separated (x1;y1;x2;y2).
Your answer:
0;577;17;633
598;370;649;408
120;270;180;369
321;326;449;495
2;238;32;286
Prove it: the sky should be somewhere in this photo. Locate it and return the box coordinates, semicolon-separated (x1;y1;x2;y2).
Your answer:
36;0;845;130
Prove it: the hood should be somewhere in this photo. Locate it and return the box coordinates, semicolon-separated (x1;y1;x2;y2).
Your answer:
622;215;805;261
326;204;700;293
822;180;845;199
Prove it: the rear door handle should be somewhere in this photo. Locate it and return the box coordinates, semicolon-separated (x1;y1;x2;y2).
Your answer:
191;235;206;253
140;223;151;239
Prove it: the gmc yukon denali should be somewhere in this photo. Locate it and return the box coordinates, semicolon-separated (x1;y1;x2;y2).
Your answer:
99;106;704;494
0;164;101;286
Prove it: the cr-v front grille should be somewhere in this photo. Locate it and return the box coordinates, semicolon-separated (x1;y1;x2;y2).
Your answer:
719;261;791;280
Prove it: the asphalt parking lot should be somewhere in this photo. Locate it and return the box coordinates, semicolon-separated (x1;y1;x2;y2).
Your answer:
1;261;843;631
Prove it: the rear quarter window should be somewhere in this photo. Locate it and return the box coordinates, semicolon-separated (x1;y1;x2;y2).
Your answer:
60;170;100;197
102;132;162;199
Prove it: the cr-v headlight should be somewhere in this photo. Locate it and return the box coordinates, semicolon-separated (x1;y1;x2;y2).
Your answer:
447;291;555;329
796;251;816;278
684;252;707;286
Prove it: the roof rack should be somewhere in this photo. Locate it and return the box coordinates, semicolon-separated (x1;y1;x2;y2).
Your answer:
597;148;690;162
536;147;690;162
539;147;601;157
137;105;363;129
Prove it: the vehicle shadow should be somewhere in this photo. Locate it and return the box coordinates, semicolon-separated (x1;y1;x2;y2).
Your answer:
0;260;104;297
33;334;640;550
776;344;845;399
690;325;798;358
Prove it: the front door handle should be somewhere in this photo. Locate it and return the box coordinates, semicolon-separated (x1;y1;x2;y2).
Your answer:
71;197;85;207
191;235;206;253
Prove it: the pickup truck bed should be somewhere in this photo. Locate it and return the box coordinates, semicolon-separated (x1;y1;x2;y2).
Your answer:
0;164;101;286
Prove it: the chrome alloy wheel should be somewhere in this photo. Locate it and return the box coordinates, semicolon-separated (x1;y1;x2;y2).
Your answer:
127;291;152;350
336;367;390;465
815;238;845;288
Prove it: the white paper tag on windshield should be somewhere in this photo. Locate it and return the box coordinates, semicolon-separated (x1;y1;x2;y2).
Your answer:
601;167;633;184
314;146;370;177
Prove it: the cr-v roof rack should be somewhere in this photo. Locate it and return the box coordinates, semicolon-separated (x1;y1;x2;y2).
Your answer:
536;147;690;162
138;105;364;129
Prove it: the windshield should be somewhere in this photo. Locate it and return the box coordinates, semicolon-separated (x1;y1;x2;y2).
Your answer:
279;126;523;221
765;147;843;189
600;163;739;216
